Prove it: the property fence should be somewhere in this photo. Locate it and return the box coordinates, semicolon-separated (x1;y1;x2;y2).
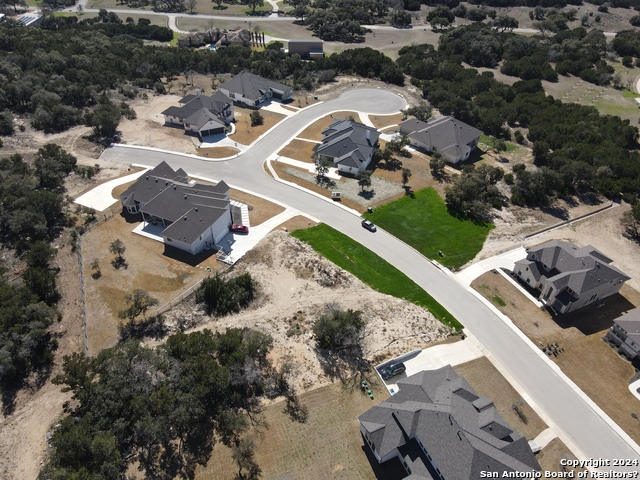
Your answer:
79;207;119;235
76;234;89;358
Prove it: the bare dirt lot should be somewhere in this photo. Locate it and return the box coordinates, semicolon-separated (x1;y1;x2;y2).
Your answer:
472;272;640;446
162;231;453;394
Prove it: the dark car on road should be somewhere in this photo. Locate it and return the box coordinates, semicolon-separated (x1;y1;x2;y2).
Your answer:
230;224;249;234
361;219;377;232
380;362;406;380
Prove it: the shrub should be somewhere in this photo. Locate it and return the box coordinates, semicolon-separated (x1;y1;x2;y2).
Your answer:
196;273;256;316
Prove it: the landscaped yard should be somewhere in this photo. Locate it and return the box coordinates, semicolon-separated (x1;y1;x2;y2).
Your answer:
363;188;494;269
292;223;460;329
472;272;640;445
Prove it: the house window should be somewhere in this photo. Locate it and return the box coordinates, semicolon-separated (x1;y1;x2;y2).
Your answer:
518;270;522;276
589;293;597;302
229;92;235;99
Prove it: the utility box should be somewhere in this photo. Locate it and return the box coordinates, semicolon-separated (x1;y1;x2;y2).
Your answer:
331;192;341;200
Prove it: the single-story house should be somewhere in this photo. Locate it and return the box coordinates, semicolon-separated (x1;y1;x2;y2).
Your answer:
218;71;293;107
398;116;482;164
606;309;640;360
162;91;234;139
286;40;324;59
514;240;630;314
316;120;380;175
120;162;231;255
359;365;541;479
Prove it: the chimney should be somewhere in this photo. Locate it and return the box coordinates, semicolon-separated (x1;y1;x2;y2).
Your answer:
366;130;371;141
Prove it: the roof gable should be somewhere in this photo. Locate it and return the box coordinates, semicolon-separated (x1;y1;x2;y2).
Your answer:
358;366;540;479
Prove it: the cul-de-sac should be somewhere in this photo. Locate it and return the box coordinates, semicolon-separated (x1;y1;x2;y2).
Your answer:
1;1;640;478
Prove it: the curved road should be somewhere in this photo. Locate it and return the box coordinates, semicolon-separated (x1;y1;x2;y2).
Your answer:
102;89;640;468
71;1;619;38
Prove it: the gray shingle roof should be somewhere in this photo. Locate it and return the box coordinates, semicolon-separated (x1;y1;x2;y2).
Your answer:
317;120;380;169
119;162;190;206
358;366;540;480
162;91;233;129
120;162;230;245
614;309;640;344
399;116;482;160
218;71;292;101
524;240;629;294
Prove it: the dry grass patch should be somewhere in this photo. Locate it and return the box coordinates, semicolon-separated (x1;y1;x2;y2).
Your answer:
74;166;145;202
536;438;585;475
556;334;640;445
472;272;640;445
277;214;318;232
278;138;318;163
297;111;362;141
229;188;285;226
199;380;396;480
230;108;285;145
454;357;547;440
197;146;239;158
369;113;403;129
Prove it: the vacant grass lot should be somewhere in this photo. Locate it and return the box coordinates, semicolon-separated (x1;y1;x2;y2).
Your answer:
363;188;493;269
292;224;460;329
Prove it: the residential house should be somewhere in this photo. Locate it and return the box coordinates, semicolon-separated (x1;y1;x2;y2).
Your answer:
358;365;541;479
514;240;630;314
218;71;293;107
606;309;640;360
120;162;231;255
16;13;42;27
316;120;380;175
286;40;324;59
162;91;234;139
398;116;482;164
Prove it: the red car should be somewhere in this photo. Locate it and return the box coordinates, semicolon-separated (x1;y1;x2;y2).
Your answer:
230;224;249;234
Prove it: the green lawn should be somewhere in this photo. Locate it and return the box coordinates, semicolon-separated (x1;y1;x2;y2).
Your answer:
363;188;493;269
291;224;461;330
479;134;519;152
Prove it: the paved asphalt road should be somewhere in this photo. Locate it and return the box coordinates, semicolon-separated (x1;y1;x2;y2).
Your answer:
102;89;640;467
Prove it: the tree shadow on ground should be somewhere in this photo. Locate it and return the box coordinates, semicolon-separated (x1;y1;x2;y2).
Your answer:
111;257;128;270
118;314;168;341
403;186;415;197
540;204;569;220
358;190;376;200
315;346;371;384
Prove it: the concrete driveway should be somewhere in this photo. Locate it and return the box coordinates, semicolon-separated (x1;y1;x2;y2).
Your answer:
378;331;485;394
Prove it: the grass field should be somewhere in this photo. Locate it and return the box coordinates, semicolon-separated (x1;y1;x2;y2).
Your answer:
292;224;461;329
362;188;493;269
478;134;520;153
